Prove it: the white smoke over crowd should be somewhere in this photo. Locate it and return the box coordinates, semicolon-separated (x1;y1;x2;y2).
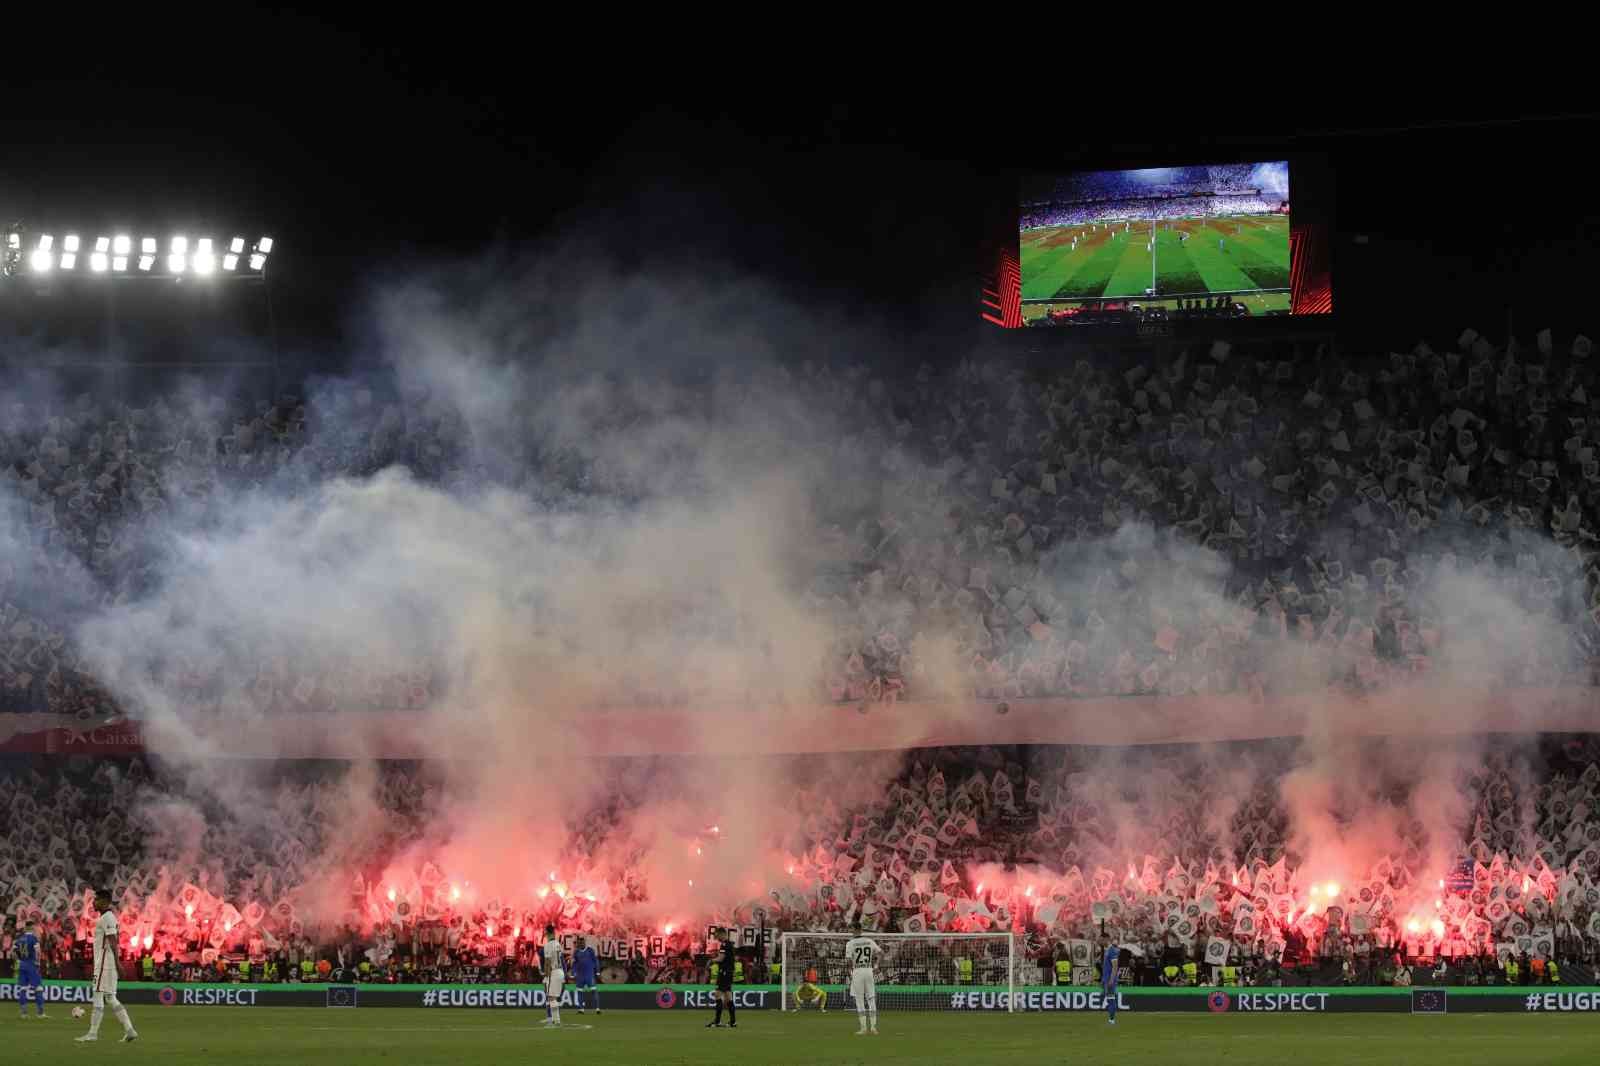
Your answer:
2;248;1597;960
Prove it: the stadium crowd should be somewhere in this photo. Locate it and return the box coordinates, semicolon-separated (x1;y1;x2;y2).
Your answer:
5;328;1600;718
6;325;1600;990
1019;195;1286;230
4;735;1600;989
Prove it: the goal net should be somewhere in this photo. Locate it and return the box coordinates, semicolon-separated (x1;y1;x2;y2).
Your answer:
780;931;1015;1013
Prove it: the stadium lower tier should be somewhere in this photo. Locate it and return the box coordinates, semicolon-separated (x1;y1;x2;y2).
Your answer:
6;980;1600;1013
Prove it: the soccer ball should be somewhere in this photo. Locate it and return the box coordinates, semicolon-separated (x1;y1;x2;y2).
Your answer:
72;1006;86;1019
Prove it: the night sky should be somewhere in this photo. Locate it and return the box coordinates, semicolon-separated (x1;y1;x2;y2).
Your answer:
3;21;1598;354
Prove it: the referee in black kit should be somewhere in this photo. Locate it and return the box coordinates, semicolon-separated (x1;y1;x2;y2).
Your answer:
706;927;738;1029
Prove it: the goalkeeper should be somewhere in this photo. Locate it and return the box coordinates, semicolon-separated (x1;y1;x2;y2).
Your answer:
793;966;828;1012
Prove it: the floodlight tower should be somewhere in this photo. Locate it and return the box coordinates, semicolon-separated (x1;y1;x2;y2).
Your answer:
4;224;274;282
2;222;282;389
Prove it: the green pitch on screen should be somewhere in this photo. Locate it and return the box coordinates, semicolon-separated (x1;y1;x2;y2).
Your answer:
11;1008;1600;1066
1020;215;1290;302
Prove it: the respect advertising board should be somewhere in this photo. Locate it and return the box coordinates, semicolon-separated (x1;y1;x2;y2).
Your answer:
9;982;1600;1013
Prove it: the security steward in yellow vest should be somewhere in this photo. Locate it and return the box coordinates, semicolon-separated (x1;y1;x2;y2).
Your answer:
1181;960;1199;986
1054;959;1072;985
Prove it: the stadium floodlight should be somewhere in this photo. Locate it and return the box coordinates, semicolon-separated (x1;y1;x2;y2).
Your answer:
196;237;212;255
171;236;188;255
141;237;156;255
113;235;131;255
136;255;153;271
249;252;266;270
229;236;245;254
223;253;239;271
63;235;80;253
258;236;273;254
29;249;52;272
193;250;215;275
5;233;18;250
60;253;76;270
90;252;109;272
94;236;110;253
168;253;186;273
113;255;129;272
38;234;54;252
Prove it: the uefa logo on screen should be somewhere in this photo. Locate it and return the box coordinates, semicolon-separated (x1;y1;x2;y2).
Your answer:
655;988;677;1009
1207;990;1230;1013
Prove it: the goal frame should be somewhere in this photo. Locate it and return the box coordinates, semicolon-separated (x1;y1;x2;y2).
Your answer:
779;930;1015;1013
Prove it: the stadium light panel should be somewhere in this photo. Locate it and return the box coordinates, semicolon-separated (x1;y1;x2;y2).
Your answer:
30;250;52;272
171;236;188;255
222;253;239;271
60;253;76;270
141;237;156;255
95;236;110;253
193;251;215;275
257;236;273;254
114;255;129;272
136;255;153;271
5;233;18;250
196;238;212;254
229;236;245;254
38;234;54;251
168;253;187;273
90;252;109;272
113;235;131;255
249;252;266;270
63;235;80;253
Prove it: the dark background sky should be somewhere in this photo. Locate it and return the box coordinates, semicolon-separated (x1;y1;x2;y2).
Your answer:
3;18;1597;362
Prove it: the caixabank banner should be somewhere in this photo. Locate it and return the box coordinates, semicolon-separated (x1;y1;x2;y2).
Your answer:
9;982;1599;1014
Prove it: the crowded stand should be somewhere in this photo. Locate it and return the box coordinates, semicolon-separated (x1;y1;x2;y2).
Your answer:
6;324;1600;994
1019;195;1286;230
4;737;1600;989
6;329;1600;719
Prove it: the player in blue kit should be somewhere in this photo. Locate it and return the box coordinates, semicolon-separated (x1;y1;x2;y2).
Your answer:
13;921;46;1018
572;935;600;1014
1102;944;1120;1025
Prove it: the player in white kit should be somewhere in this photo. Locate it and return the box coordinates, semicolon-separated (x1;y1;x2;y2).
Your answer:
844;921;881;1035
76;890;137;1043
542;924;565;1026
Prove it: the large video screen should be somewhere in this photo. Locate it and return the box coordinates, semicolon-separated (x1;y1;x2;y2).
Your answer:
1017;161;1321;327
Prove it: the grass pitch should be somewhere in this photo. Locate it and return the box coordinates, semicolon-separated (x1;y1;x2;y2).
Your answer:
10;1008;1600;1065
1020;214;1290;302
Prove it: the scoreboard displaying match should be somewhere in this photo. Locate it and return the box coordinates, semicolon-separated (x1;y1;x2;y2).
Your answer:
984;157;1334;329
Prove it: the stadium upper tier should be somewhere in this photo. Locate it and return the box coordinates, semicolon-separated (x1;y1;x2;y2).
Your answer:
1;328;1599;720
